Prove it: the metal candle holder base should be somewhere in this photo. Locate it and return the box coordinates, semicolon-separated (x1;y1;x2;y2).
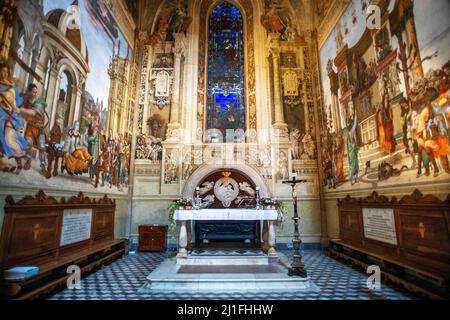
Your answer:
283;177;308;278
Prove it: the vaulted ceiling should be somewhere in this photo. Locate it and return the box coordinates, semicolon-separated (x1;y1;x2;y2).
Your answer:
132;0;320;33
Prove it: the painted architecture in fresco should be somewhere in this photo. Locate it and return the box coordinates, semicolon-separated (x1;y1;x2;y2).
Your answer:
320;0;450;190
0;0;132;192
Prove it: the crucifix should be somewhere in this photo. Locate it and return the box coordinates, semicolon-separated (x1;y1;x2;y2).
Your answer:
283;175;308;278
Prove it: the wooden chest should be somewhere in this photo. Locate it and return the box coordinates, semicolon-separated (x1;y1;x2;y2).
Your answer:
138;225;167;252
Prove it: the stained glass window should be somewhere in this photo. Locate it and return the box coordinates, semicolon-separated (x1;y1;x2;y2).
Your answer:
206;2;246;140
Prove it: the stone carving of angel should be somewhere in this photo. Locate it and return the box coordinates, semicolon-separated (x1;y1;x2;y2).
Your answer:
200;194;215;209
199;181;214;195
239;181;256;197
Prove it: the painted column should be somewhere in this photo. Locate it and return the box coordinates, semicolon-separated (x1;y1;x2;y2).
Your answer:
268;33;288;140
19;46;32;86
69;84;83;126
311;31;328;246
142;46;152;135
47;68;59;128
125;31;148;242
50;74;62;129
167;33;186;141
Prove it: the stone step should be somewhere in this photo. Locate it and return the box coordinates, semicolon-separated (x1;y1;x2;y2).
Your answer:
177;255;271;266
141;258;320;292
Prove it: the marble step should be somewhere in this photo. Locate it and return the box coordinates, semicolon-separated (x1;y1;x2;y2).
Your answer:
177;255;272;266
142;259;320;292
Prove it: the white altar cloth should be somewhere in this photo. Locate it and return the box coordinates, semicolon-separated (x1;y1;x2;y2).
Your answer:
174;209;278;221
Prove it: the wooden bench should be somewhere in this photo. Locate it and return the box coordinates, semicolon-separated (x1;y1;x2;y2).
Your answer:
0;190;126;300
332;189;450;299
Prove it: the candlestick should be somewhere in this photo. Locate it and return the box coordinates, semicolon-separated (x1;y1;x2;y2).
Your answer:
282;177;308;278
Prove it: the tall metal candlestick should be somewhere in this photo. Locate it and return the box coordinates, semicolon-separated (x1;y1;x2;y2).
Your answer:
194;187;201;210
255;187;260;210
283;176;308;278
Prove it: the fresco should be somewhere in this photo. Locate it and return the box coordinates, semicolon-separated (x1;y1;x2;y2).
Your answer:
0;0;132;193
320;0;450;191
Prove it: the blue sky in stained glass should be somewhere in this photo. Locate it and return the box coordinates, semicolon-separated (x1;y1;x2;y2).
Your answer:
207;2;245;134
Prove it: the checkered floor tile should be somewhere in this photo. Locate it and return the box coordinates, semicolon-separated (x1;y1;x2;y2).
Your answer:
49;250;419;300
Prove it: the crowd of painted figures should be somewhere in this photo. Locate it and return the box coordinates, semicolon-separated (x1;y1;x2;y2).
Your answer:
0;64;130;190
323;61;450;189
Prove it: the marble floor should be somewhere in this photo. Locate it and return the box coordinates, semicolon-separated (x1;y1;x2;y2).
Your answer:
49;250;419;300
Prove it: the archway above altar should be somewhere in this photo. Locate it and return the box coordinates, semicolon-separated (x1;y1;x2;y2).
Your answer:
182;163;271;200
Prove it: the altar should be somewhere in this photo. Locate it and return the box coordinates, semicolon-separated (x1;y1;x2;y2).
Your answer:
174;209;279;258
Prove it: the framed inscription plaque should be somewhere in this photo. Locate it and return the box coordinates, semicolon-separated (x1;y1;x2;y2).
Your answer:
362;208;398;245
60;209;93;246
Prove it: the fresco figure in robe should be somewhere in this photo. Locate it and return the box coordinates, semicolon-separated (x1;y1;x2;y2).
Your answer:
416;103;440;178
0;64;30;172
334;134;346;184
431;116;450;174
377;84;396;154
19;84;47;148
400;98;420;169
87;123;99;182
62;121;93;176
346;106;359;185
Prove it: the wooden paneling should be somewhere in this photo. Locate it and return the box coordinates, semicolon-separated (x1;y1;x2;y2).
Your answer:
0;190;118;270
337;189;450;277
339;209;364;245
8;212;60;261
0;190;125;300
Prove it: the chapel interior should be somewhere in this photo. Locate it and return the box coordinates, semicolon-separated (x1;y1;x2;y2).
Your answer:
0;0;449;301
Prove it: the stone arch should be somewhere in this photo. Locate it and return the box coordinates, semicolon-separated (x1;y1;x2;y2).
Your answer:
182;163;271;198
38;45;54;72
57;59;79;87
53;62;78;128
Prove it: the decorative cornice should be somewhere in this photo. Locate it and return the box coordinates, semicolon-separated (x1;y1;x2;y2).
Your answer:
5;190;115;207
317;0;352;49
104;0;136;49
337;189;448;207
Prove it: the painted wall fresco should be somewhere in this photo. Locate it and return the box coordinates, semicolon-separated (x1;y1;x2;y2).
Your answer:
320;0;450;191
0;0;132;193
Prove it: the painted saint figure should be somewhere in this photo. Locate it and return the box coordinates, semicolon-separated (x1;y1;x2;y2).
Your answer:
346;106;359;185
19;84;47;148
0;64;30;172
334;134;346;184
416;103;439;177
87;123;99;182
400;98;418;168
377;85;396;154
62;121;93;175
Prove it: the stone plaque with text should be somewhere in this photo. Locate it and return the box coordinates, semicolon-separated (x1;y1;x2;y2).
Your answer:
362;208;398;245
60;209;93;246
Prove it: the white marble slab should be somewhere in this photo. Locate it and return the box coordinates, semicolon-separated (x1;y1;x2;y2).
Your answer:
174;209;278;221
141;258;321;292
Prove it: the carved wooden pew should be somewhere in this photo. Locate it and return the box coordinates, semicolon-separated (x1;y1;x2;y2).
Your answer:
0;190;126;300
330;189;450;299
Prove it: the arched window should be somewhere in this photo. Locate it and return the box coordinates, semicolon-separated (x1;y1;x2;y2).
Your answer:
43;58;52;99
13;35;25;77
56;70;73;129
206;2;246;141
